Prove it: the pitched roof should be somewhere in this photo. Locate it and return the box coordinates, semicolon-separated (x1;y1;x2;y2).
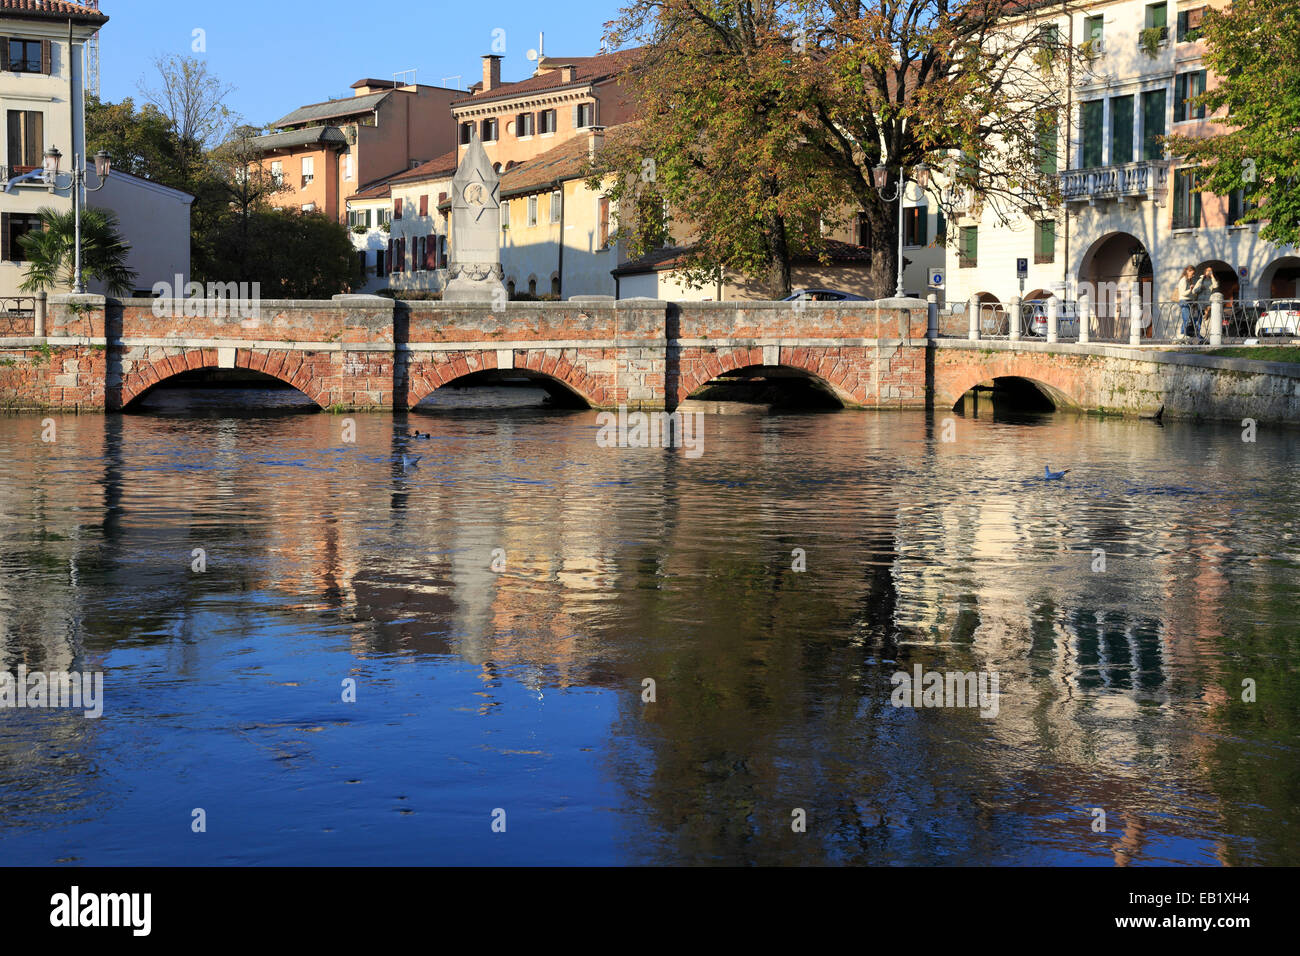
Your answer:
494;124;631;199
612;239;875;276
248;125;349;152
0;0;107;23
271;90;391;129
451;47;642;109
387;148;460;186
348;180;392;202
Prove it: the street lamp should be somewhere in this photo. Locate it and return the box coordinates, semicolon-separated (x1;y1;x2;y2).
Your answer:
872;161;930;298
43;146;113;294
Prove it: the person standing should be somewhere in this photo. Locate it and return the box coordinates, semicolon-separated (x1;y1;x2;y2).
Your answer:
1176;266;1218;343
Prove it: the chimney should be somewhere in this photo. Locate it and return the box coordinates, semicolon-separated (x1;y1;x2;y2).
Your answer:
588;125;606;161
559;65;576;83
482;55;502;93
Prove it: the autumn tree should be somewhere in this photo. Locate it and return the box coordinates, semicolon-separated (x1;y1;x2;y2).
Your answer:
1164;0;1300;245
601;0;1088;296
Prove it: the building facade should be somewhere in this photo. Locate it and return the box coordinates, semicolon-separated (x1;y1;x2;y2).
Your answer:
945;0;1299;329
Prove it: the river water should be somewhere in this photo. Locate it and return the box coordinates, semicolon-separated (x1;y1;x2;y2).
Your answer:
1;385;1297;865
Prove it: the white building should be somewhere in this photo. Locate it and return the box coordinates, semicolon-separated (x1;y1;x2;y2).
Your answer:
945;0;1299;335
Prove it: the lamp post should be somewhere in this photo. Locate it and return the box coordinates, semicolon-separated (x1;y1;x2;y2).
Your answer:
43;146;113;294
872;161;930;298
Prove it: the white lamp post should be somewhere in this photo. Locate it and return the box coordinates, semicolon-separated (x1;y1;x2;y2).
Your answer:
872;161;930;298
43;146;113;294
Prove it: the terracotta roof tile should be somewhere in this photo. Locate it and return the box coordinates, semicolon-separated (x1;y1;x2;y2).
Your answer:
387;148;460;186
0;0;107;22
451;47;642;109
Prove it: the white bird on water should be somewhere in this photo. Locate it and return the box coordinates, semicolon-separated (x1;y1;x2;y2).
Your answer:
1044;465;1070;480
401;454;421;471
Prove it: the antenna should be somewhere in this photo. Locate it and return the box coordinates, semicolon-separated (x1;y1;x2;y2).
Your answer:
527;32;543;72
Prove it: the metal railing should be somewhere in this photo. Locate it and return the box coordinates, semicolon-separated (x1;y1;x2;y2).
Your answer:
0;296;37;336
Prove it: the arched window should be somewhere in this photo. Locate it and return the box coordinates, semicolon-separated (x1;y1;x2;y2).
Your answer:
528;277;537;295
506;279;516;298
550;273;560;296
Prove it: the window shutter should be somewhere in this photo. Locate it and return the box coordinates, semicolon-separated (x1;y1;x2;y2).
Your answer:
426;233;436;269
419;194;428;217
394;198;402;220
572;105;580;129
40;39;51;75
1;213;9;262
920;209;929;245
0;39;10;73
1187;7;1205;29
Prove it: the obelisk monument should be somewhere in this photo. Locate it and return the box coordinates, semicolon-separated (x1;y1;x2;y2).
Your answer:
442;132;508;304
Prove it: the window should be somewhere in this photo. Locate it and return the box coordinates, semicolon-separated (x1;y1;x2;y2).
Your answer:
538;109;557;134
575;103;594;128
1146;2;1168;31
378;208;391;227
550;190;561;224
459;122;473;145
1039;23;1059;47
1034;220;1056;264
393;198;403;220
358;250;367;277
376;248;387;278
1084;14;1104;47
902;207;927;247
4;38;46;74
959;226;978;268
5;110;43;170
1036;110;1058;175
1172;167;1202;229
935;207;947;243
517;112;534;137
1110;95;1134;164
1228;187;1256;225
1080;100;1104;168
528;277;537;295
501;199;510;228
438;235;447;268
1177;7;1206;42
1174;71;1207;122
301;155;314;186
551;274;561;296
270;160;284;185
481;118;498;142
343;151;353;181
1141;88;1166;160
527;195;538;226
1;212;43;262
419;194;429;217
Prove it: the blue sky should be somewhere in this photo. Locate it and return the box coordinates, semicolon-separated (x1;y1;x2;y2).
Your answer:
98;0;619;127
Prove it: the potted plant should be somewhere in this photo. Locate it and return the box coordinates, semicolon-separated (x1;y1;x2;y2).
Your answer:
1139;27;1165;58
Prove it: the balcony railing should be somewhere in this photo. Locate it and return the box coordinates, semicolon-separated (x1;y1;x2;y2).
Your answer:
1061;161;1169;203
0;164;48;188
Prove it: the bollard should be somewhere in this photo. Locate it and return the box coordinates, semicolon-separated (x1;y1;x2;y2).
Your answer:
968;295;980;341
1129;287;1143;346
1047;295;1060;344
1009;295;1021;342
1078;292;1091;344
1209;292;1223;346
927;293;938;340
35;290;47;338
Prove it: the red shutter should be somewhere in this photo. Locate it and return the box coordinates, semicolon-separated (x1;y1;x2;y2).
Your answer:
424;234;435;269
394;198;402;220
399;238;406;272
419;194;429;217
438;191;447;203
40;39;51;75
598;198;610;247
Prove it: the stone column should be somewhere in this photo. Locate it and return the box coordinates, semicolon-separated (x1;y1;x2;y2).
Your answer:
1047;295;1060;343
1209;292;1224;346
927;293;938;340
35;290;47;338
1009;295;1021;342
1129;287;1143;346
1078;292;1091;344
968;295;980;341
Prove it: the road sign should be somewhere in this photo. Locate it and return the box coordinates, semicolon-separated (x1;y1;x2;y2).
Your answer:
1238;265;1249;279
929;268;945;289
1016;257;1029;279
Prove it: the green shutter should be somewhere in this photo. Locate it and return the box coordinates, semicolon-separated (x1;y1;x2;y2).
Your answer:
1142;89;1166;160
1110;96;1134;164
1037;111;1058;175
1081;100;1104;168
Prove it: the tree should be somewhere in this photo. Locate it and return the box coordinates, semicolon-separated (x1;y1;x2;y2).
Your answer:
202;208;359;299
137;54;238;164
85;94;186;185
17;207;138;296
1164;0;1300;246
601;0;1087;296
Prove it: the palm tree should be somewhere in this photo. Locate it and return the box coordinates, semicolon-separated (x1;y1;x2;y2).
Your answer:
17;206;138;296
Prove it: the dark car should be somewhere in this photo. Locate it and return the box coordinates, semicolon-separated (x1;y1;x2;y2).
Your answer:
783;288;869;302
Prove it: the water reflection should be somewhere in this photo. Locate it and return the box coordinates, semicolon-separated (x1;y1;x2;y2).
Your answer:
0;386;1296;865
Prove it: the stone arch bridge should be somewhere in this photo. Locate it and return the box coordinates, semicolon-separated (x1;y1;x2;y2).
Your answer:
3;294;1299;424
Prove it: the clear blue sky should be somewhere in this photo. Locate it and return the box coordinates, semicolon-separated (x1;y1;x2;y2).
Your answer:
98;0;619;127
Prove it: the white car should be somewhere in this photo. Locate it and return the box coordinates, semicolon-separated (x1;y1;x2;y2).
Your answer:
1025;299;1080;337
1255;301;1300;336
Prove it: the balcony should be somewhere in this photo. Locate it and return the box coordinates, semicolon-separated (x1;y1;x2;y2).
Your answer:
1061;161;1169;206
0;165;49;189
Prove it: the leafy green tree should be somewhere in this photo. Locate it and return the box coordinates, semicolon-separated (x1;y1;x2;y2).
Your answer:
17;206;138;296
85;94;186;186
203;208;359;299
1164;0;1300;245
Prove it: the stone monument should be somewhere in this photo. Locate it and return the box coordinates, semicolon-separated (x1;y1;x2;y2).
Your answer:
442;132;508;304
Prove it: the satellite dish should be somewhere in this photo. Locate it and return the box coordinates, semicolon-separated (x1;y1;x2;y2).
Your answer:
526;49;538;61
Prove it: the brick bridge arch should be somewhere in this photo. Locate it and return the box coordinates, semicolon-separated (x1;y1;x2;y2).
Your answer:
405;349;606;408
118;348;329;410
674;346;866;406
933;351;1084;411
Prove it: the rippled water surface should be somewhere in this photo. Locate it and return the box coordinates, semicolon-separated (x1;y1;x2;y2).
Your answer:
1;386;1297;865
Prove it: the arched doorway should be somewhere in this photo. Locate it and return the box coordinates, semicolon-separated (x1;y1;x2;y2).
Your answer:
1260;255;1300;300
1079;232;1153;339
974;291;1008;336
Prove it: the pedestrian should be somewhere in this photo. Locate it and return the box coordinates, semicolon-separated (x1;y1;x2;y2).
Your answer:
1175;265;1217;343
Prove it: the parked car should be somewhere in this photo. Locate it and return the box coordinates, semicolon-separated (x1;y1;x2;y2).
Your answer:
1024;299;1080;337
783;288;869;302
1254;301;1300;336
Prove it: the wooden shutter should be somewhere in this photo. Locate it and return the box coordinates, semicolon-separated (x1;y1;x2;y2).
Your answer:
425;234;435;269
40;38;51;75
419;194;428;217
1;213;9;261
598;198;609;247
572;105;580;129
1187;7;1205;29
